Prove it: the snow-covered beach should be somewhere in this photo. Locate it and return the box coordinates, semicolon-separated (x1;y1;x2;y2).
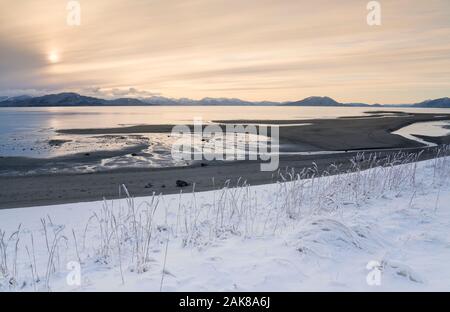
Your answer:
1;148;450;291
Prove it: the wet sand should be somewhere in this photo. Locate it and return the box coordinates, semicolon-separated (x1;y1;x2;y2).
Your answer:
0;147;444;210
215;112;450;151
1;112;450;209
57;111;450;151
0;144;149;173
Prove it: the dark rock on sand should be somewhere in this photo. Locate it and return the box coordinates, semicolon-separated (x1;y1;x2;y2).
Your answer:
2;112;450;209
0;147;448;209
176;180;190;187
48;139;71;147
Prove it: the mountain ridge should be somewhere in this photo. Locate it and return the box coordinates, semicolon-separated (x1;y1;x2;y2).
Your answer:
0;93;449;108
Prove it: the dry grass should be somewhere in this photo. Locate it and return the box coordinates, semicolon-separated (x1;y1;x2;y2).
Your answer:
1;145;449;291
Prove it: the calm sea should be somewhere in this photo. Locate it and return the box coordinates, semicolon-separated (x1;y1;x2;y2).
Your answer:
1;106;449;159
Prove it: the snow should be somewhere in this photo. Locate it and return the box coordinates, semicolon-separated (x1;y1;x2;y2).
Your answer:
1;152;450;291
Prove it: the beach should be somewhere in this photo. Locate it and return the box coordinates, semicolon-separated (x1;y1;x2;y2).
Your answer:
1;111;450;209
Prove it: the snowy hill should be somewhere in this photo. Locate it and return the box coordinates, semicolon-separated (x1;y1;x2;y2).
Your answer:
1;93;449;107
284;96;343;106
415;97;450;108
0;93;146;107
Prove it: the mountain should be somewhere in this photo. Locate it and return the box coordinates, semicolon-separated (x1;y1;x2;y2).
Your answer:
1;92;449;108
195;97;277;106
198;97;253;106
0;95;33;103
108;97;148;106
414;97;450;108
283;96;374;107
141;96;179;105
284;96;341;106
141;96;278;106
0;93;148;107
0;93;277;107
27;93;107;106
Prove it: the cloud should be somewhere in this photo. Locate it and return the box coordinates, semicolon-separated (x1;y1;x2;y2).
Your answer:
81;87;160;99
0;87;160;99
0;89;51;97
0;0;449;103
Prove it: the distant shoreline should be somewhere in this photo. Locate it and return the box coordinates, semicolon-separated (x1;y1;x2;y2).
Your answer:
0;104;446;108
1;93;449;108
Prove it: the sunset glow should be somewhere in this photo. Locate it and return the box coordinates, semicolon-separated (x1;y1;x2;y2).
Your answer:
48;51;60;64
1;0;449;103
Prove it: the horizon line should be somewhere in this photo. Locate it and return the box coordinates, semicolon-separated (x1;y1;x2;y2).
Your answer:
1;91;449;106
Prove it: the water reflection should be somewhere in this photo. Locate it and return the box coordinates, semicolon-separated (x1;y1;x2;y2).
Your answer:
1;106;450;159
393;120;450;147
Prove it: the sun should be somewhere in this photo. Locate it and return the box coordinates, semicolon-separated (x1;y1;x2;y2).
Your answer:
48;51;60;64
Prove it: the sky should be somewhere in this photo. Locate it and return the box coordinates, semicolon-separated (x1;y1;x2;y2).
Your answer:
0;0;449;104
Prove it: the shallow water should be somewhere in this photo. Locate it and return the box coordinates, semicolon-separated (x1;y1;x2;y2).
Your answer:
393;120;450;147
1;106;450;172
